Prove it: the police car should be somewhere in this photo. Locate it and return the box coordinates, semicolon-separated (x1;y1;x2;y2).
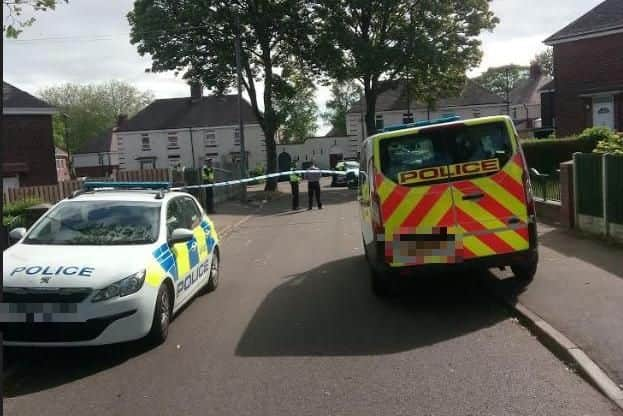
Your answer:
331;161;360;188
1;182;220;346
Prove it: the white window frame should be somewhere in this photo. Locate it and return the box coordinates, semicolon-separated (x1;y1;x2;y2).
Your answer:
139;159;156;170
167;134;179;150
141;134;151;151
204;131;217;148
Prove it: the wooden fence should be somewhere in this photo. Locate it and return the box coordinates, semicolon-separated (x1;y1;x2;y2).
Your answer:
3;168;171;205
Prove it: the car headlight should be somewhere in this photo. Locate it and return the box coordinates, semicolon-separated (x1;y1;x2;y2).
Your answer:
91;270;146;302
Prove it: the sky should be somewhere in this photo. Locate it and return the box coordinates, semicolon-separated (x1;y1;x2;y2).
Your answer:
3;0;605;133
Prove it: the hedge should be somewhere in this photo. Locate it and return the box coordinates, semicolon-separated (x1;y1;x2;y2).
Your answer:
2;197;43;228
520;127;607;173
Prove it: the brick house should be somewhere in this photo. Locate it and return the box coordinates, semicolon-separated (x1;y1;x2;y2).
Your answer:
541;0;623;136
2;81;58;190
116;84;265;172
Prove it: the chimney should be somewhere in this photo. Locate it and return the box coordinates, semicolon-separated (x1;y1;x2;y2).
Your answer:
116;114;128;128
529;62;542;80
190;81;203;101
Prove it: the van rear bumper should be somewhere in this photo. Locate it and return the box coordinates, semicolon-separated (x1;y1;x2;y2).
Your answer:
368;244;538;276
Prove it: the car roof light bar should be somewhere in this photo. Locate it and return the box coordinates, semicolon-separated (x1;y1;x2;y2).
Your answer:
82;181;172;191
382;115;461;132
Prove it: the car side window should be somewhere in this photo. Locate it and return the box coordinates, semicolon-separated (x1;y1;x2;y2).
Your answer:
180;197;202;229
166;198;184;236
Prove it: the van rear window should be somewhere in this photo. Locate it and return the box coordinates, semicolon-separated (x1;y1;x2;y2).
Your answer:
379;122;512;186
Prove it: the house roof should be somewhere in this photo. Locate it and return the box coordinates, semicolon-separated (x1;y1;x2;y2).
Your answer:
55;147;68;157
510;74;553;105
3;81;54;109
117;94;258;132
545;0;623;44
75;128;114;154
539;79;556;92
347;79;505;114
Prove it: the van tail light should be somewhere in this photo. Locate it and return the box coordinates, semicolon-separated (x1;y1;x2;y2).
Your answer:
371;192;384;235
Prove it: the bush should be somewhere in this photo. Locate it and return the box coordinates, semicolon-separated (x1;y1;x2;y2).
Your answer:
578;126;616;146
521;135;599;174
593;130;623;155
2;197;42;228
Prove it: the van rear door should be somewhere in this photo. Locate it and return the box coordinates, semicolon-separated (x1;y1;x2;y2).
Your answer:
376;128;457;266
447;120;530;260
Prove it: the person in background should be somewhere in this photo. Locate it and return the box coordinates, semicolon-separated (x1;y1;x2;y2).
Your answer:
305;160;322;210
289;162;301;210
202;158;215;213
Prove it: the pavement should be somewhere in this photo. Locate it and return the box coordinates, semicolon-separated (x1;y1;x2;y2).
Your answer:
488;221;623;390
3;180;622;415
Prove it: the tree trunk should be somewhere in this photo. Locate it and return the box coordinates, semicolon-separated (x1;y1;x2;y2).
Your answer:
263;126;277;191
364;85;378;136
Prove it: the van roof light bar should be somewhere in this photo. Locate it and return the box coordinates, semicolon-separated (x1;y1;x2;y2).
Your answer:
382;115;461;132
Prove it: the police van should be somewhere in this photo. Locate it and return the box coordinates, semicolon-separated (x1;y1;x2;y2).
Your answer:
358;115;538;296
1;182;220;346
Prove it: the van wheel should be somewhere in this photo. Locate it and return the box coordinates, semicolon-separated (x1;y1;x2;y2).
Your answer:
511;257;538;282
148;284;172;345
204;249;220;292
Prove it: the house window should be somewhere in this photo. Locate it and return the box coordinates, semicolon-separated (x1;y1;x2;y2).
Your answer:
402;113;414;124
234;128;240;146
167;134;179;149
98;154;104;166
375;115;384;130
512;108;518;119
141;134;151;151
204;131;217;148
472;110;481;118
139;159;156;170
167;155;181;169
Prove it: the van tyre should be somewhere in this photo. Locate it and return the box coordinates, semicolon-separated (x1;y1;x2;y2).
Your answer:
204;249;220;292
148;284;172;345
511;257;538;282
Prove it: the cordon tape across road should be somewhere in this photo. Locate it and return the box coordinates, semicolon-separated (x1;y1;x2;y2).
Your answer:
171;170;348;190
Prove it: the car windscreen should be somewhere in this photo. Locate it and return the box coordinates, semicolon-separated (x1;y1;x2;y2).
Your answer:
379;122;513;186
23;201;161;245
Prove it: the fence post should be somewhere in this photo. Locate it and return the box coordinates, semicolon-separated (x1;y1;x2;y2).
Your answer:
603;153;609;237
572;152;579;229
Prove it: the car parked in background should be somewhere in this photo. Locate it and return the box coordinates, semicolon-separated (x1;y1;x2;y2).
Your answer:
331;161;360;188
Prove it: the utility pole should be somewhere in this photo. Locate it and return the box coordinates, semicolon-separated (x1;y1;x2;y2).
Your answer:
235;12;247;202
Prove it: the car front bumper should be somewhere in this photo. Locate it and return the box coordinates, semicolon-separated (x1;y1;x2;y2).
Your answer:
1;285;158;346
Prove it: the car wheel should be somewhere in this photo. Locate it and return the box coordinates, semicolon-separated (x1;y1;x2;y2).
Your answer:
363;237;396;297
148;283;172;345
511;257;538;282
204;248;220;292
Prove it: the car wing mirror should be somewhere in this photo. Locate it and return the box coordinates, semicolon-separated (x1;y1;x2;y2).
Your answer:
9;227;27;241
168;228;194;245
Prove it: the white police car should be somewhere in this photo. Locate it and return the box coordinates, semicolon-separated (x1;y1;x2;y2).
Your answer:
1;182;220;346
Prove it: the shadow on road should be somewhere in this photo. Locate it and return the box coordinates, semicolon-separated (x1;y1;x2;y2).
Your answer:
3;338;155;398
538;227;623;279
236;255;509;357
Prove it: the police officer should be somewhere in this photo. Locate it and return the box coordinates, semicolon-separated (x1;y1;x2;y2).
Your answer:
289;162;301;210
202;159;215;214
305;160;322;210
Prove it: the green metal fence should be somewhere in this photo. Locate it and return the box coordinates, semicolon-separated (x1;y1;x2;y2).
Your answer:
529;169;561;202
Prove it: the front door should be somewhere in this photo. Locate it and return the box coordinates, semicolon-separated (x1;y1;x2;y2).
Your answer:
593;96;615;130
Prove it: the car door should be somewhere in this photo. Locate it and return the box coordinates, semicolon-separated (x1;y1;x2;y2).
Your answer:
448;121;530;260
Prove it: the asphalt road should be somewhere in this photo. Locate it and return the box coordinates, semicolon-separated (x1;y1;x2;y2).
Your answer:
3;183;621;416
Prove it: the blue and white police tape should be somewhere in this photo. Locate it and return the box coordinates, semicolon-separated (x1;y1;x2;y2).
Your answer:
171;170;350;190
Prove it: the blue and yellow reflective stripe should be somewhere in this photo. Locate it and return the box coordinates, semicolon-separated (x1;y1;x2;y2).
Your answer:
186;238;200;269
172;243;190;278
153;243;178;281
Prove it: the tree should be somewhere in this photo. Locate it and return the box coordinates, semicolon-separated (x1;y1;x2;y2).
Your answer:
473;64;529;97
532;48;553;77
39;81;154;153
128;0;315;191
322;81;362;137
313;0;498;135
278;69;318;142
3;0;68;38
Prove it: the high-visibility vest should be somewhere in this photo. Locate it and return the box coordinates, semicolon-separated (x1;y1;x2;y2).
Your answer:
202;166;214;183
289;170;300;183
